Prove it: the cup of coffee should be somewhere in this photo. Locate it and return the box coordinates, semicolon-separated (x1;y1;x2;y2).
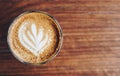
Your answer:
7;10;63;65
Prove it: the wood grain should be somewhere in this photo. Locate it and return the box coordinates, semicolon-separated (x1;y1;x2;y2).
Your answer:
0;0;120;76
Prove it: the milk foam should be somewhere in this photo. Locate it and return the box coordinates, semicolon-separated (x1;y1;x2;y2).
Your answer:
18;22;49;56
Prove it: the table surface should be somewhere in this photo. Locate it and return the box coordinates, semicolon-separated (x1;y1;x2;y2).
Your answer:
0;0;120;76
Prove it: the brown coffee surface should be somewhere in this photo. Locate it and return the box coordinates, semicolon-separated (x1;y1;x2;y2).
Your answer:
8;12;60;64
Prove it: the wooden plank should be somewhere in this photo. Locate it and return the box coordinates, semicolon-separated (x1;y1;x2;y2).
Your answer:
0;0;120;76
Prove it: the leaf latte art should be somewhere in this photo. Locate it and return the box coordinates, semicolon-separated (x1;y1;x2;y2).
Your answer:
18;23;49;56
8;12;62;64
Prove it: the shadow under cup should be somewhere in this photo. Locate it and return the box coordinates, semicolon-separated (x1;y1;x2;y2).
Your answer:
7;10;63;65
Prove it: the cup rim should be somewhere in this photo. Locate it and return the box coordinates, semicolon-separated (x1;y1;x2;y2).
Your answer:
7;10;63;66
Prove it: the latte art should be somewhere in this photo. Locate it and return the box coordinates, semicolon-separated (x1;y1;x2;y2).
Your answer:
7;11;62;64
18;23;49;56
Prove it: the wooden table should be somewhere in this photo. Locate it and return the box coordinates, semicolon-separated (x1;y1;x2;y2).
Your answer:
0;0;120;76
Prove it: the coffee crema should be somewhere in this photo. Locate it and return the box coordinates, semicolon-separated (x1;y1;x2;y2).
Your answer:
8;11;62;64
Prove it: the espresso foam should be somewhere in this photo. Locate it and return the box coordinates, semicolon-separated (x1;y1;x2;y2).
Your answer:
8;12;60;63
